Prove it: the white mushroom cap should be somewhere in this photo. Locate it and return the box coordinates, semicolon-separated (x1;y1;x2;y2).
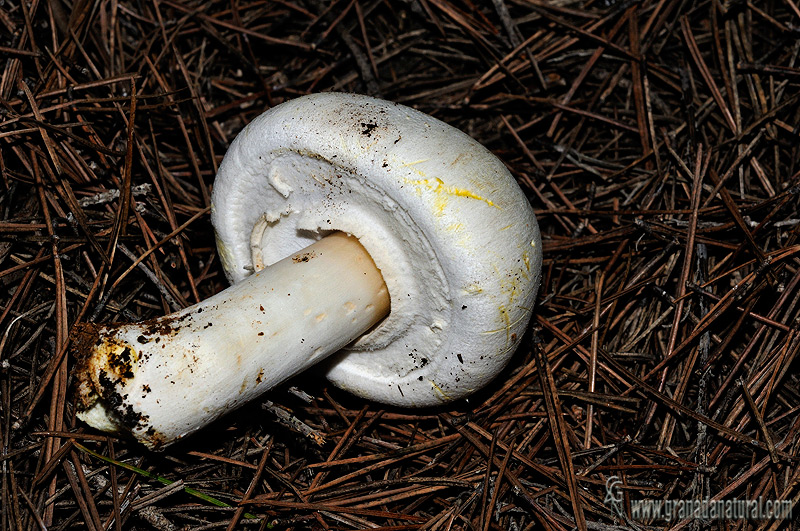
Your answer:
212;93;541;406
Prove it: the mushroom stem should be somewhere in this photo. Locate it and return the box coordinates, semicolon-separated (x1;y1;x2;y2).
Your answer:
73;232;389;449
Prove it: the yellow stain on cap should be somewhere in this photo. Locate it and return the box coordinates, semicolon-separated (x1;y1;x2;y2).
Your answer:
463;283;483;295
406;177;497;212
430;380;452;401
447;222;465;232
215;232;235;276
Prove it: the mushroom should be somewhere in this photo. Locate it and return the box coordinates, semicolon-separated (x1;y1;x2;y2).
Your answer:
73;93;542;449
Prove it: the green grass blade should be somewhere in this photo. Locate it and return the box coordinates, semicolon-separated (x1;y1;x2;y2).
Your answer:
74;442;262;522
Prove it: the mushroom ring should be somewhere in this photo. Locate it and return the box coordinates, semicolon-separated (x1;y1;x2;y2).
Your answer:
73;93;542;449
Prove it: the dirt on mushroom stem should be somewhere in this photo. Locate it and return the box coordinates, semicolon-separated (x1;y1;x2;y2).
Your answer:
71;233;390;449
